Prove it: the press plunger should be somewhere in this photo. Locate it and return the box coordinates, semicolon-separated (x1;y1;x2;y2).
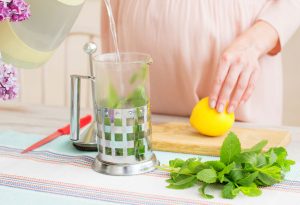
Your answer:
72;42;98;151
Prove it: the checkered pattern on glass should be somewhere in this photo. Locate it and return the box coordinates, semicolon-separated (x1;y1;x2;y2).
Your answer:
99;105;151;158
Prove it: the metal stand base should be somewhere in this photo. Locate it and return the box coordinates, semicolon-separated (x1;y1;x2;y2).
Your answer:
72;122;97;151
92;154;159;176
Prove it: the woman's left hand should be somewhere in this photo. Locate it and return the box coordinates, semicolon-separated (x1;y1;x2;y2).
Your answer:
209;21;280;113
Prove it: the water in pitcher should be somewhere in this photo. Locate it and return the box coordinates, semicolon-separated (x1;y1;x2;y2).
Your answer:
93;52;153;163
103;0;121;62
103;0;126;98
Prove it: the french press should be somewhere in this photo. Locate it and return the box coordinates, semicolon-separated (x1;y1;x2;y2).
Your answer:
70;43;159;175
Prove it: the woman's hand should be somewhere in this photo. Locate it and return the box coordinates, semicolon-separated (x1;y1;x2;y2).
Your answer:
209;21;280;113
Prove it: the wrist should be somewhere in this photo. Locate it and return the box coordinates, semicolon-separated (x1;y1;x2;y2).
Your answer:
235;21;279;57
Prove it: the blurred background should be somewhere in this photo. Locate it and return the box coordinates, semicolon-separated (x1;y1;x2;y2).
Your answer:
1;0;300;126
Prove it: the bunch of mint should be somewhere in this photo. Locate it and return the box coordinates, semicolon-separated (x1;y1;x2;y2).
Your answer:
158;132;295;199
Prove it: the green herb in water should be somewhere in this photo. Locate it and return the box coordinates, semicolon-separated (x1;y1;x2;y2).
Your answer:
158;132;295;199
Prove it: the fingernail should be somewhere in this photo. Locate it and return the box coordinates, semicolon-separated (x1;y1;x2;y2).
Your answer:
217;103;224;113
227;105;234;113
210;100;216;108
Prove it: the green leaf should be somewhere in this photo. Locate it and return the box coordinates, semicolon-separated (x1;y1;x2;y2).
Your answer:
170;173;190;182
220;132;241;165
237;171;259;186
199;183;214;199
107;84;120;108
257;166;282;186
129;63;149;84
129;73;139;84
243;140;268;153
234;152;257;166
126;86;148;107
281;159;296;172
167;176;197;189
172;176;196;186
268;147;295;172
187;159;205;174
222;182;237;199
240;184;262;197
266;149;278;165
229;169;247;182
218;162;235;183
256;154;267;168
169;158;185;168
204;161;226;172
197;169;217;184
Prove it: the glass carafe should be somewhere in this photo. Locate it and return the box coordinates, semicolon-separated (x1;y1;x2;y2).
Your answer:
0;0;85;68
70;52;159;175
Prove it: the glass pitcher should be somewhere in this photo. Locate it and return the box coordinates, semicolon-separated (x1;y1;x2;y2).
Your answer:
0;0;85;68
70;52;159;175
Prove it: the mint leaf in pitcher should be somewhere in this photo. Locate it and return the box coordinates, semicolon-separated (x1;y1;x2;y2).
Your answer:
107;83;120;108
126;86;148;107
129;63;149;85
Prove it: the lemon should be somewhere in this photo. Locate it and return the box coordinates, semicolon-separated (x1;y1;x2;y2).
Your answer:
190;97;235;137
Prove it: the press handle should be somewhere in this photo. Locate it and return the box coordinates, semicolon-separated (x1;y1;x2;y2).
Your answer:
70;75;92;141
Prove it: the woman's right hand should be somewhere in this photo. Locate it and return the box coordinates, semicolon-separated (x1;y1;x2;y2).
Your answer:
209;21;279;114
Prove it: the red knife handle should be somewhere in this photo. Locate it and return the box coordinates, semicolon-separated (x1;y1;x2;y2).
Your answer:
57;115;92;135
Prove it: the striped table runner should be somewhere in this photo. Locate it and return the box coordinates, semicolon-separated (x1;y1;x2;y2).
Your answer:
0;131;299;205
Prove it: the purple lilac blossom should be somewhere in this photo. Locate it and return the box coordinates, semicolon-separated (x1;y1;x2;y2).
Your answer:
0;63;18;100
0;0;30;22
0;1;10;21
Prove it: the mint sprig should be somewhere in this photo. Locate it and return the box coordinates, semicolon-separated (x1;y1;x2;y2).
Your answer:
157;132;295;199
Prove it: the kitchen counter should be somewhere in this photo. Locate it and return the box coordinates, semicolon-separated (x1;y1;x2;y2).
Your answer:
0;103;300;205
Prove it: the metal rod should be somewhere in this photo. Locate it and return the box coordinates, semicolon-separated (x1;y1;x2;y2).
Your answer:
70;75;81;141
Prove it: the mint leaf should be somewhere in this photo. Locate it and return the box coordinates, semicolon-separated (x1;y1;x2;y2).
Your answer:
268;147;295;172
129;63;149;84
222;182;237;199
243;140;268;153
257;166;282;186
199;183;214;199
256;154;267;168
204;161;226;172
167;175;197;189
187;159;205;174
107;84;120;108
237;171;259;186
239;184;262;197
220;132;241;165
235;152;257;166
197;169;217;184
172;176;196;186
126;86;148;107
229;169;247;182
218;162;235;183
129;73;139;84
169;158;185;168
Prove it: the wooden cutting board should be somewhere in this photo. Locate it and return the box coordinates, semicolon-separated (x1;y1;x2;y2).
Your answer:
152;122;291;156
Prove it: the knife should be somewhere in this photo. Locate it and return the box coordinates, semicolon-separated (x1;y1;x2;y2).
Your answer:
21;115;92;154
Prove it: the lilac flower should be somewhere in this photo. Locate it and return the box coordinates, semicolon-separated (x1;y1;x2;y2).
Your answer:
8;0;30;22
0;0;30;22
0;62;18;100
0;1;10;21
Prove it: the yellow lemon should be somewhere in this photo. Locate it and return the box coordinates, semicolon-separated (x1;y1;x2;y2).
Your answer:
190;97;235;137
